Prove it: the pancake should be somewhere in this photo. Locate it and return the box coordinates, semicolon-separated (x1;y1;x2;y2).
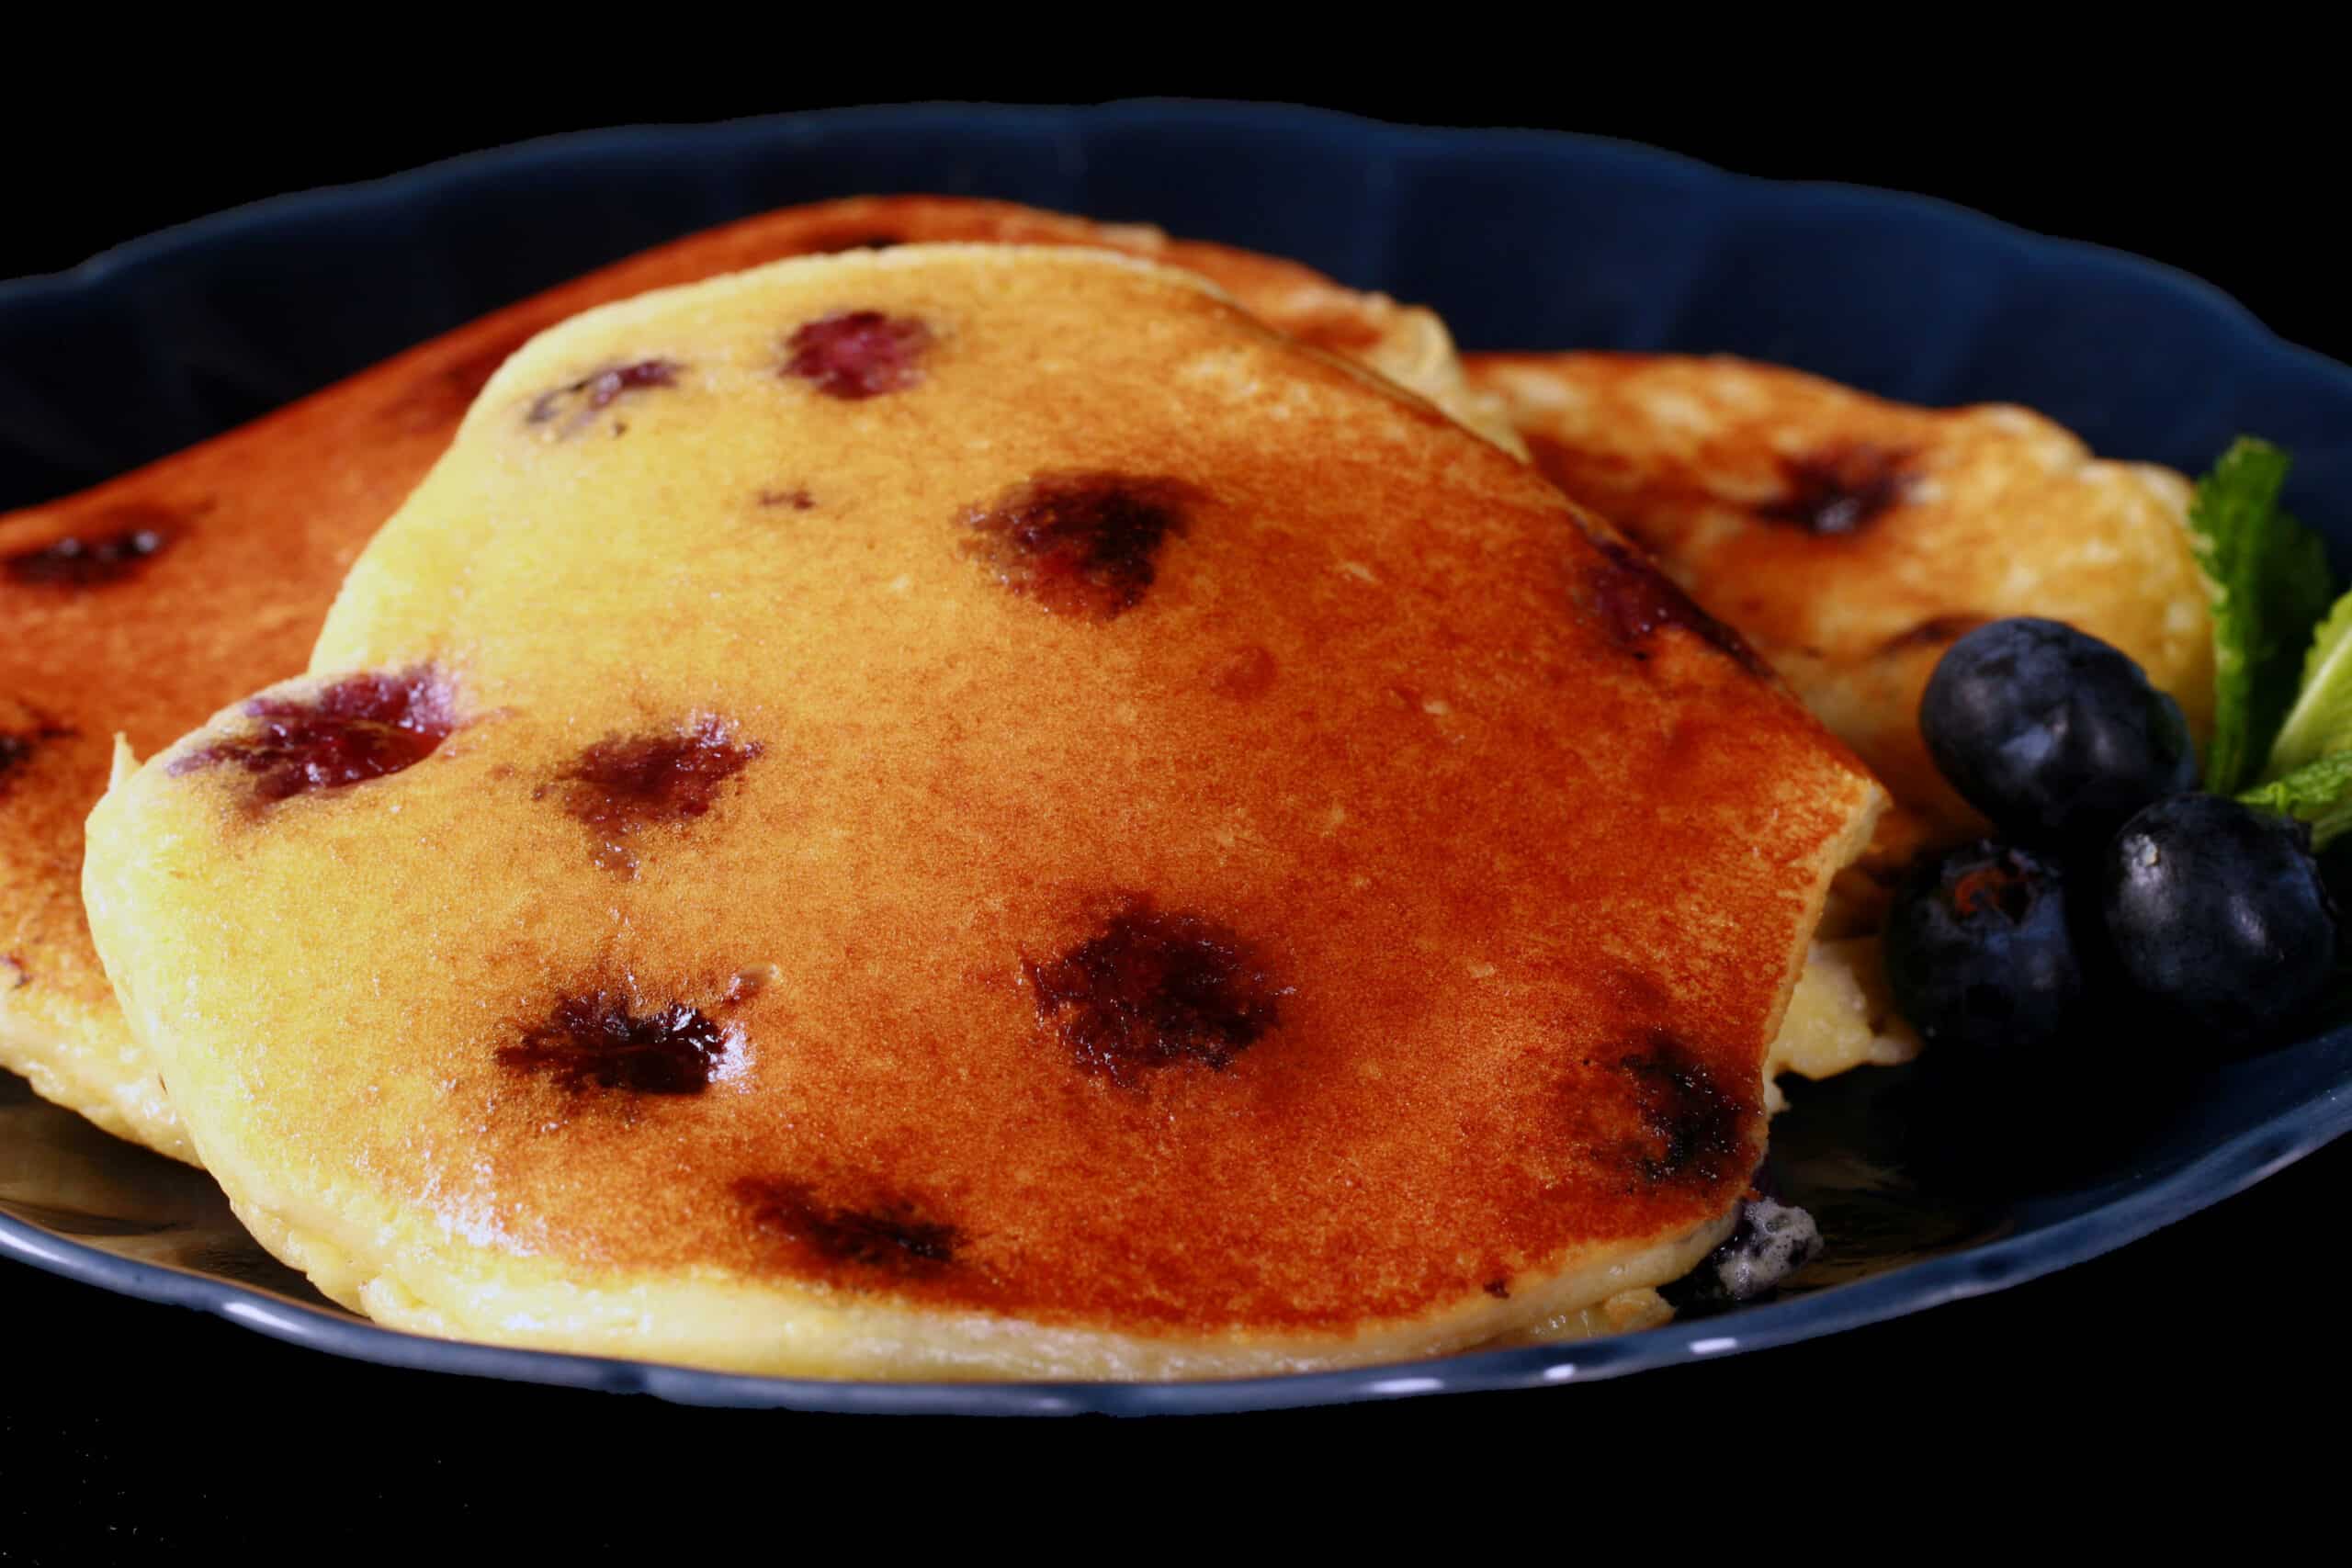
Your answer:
1;197;1515;1163
84;248;1882;1378
1464;352;2215;881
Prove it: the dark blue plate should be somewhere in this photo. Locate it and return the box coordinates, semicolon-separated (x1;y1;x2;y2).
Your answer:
5;102;2348;1415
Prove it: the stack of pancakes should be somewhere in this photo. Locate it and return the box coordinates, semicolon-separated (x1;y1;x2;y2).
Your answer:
2;198;2211;1378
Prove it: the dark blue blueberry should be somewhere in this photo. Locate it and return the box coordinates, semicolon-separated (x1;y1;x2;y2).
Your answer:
1920;618;2198;844
2100;795;2338;1049
1885;840;2086;1055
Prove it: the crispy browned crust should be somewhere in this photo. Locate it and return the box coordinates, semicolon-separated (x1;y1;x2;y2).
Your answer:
0;197;1505;1159
1466;351;2214;886
85;250;1879;1362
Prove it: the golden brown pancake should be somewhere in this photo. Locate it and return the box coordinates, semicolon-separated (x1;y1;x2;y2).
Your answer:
1465;352;2215;886
1;197;1514;1162
85;248;1881;1377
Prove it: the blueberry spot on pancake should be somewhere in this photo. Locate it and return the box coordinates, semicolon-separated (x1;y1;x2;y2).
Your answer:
0;710;74;798
2;954;28;990
757;488;817;511
1754;444;1913;536
1879;614;1988;655
6;505;178;590
1584;540;1771;678
1027;896;1286;1084
783;310;931;400
499;991;733;1095
961;472;1204;620
734;1178;961;1276
1620;1033;1750;1188
527;358;682;434
542;717;762;872
169;668;454;806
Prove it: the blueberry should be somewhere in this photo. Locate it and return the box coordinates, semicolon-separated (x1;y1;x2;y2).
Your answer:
1885;840;2086;1055
2100;795;2338;1048
1920;618;2198;844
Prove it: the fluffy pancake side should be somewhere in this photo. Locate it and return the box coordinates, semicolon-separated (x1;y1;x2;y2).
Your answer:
1;196;1510;1161
86;248;1881;1377
1464;351;2215;879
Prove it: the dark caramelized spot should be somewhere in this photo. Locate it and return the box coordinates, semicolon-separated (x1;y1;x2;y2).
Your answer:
2;954;28;991
1620;1034;1748;1188
1754;444;1913;536
1483;1278;1511;1300
545;718;762;870
1027;896;1286;1084
783;310;931;400
757;488;817;511
734;1178;961;1275
1951;852;2037;923
167;668;453;806
498;991;731;1095
526;358;681;433
1586;540;1771;678
6;505;178;590
962;472;1204;620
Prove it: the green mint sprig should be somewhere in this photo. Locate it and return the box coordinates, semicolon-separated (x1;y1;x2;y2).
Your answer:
2244;751;2352;850
2263;586;2352;780
2189;437;2334;796
2184;435;2352;844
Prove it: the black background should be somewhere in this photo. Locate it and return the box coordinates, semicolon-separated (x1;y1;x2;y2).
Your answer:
4;78;2344;1547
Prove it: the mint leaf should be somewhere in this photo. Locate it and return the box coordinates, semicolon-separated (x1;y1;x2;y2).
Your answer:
2266;586;2352;779
2189;438;2335;795
2243;751;2352;849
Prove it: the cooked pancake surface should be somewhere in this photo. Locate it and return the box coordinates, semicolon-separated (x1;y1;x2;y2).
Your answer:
85;249;1879;1377
1;196;1510;1161
1466;352;2214;863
